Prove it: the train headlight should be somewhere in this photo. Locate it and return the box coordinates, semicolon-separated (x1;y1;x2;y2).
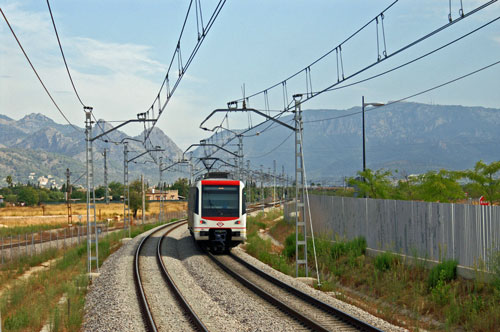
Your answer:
234;220;241;224
200;220;207;224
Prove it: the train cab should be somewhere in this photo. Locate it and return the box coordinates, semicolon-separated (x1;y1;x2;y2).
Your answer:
188;173;246;253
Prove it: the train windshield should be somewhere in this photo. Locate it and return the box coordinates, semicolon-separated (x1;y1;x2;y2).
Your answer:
202;185;239;217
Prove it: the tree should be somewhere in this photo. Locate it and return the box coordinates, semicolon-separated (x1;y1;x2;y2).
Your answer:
5;175;13;187
129;179;149;218
94;186;106;199
414;169;464;203
461;160;500;203
169;178;189;198
38;190;49;204
108;181;124;201
348;169;393;199
18;186;39;206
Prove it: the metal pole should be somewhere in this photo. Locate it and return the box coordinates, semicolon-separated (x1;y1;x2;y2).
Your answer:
260;164;264;211
294;96;308;277
159;157;163;223
362;96;366;174
104;148;109;204
273;160;276;204
141;174;145;225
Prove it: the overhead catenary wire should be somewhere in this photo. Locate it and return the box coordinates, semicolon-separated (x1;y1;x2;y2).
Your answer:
303;59;500;124
46;0;86;107
1;8;82;135
228;0;497;113
45;1;115;144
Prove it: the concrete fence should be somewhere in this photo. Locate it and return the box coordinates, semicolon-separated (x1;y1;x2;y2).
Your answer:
285;195;500;271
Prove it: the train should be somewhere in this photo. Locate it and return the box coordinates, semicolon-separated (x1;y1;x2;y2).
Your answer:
187;172;247;253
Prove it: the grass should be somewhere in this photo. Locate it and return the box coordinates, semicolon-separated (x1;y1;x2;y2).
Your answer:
0;201;186;227
243;208;500;331
0;219;177;331
0;224;65;237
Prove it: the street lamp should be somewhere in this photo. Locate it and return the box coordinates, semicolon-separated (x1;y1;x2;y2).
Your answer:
362;96;385;174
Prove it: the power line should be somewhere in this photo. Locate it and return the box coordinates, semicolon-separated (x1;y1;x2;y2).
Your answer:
46;0;86;107
1;8;82;135
228;0;497;112
318;16;500;95
247;132;294;158
304;59;500;124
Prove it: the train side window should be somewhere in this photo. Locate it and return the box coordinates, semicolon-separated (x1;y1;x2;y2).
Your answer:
195;188;199;214
242;188;246;214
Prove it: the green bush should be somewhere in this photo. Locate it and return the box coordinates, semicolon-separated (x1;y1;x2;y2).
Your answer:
4;307;30;330
284;233;298;258
330;237;367;260
427;259;458;289
374;251;397;271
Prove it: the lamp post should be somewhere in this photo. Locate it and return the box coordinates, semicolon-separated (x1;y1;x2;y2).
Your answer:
362;96;385;174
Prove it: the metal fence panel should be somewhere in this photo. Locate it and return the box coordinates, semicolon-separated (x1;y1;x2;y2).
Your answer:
308;195;500;270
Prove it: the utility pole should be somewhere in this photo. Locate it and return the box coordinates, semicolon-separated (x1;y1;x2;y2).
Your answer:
273;160;276;204
85;107;99;274
159;157;163;223
282;165;285;203
123;143;131;237
237;134;243;181
260;164;264;211
141;174;145;225
66;168;72;226
294;95;308;277
103;148;109;205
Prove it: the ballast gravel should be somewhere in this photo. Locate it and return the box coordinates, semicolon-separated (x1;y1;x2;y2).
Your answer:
83;223;408;331
231;246;409;332
164;225;302;332
83;230;155;332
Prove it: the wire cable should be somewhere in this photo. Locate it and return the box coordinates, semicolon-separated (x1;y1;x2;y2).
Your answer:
303;59;500;124
247;132;294;158
46;1;113;144
1;8;82;134
317;16;500;94
46;0;86;107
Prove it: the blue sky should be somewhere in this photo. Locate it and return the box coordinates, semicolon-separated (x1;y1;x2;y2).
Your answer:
1;0;499;150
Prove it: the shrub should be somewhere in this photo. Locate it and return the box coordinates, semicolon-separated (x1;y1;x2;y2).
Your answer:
346;237;367;257
427;259;458;289
284;233;297;259
374;251;397;271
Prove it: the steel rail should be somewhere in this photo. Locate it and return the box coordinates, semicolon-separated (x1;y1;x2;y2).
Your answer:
206;251;331;332
133;220;185;332
156;221;209;332
228;253;383;332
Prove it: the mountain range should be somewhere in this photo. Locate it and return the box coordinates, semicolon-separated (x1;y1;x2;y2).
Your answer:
196;102;500;185
1;101;499;187
0;113;183;187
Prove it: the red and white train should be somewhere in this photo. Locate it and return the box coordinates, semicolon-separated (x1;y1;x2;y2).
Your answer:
187;173;247;253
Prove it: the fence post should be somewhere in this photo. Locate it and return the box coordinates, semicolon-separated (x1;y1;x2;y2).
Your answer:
49;231;52;249
10;236;13;261
78;226;80;244
25;233;28;257
31;233;34;256
1;236;3;265
64;228;66;249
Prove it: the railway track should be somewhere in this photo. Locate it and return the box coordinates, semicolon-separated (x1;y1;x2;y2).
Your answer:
207;252;383;332
134;220;208;332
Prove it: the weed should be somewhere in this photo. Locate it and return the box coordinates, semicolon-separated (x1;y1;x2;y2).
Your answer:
374;251;397;271
427;259;458;290
430;270;452;305
3;307;30;330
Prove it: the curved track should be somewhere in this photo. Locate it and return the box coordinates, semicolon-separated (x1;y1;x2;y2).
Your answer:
207;252;383;332
134;220;209;332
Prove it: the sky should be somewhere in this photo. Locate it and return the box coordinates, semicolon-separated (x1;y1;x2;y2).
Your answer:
1;0;499;151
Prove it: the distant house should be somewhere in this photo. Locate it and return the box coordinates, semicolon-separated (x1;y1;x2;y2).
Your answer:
146;189;179;201
0;195;4;204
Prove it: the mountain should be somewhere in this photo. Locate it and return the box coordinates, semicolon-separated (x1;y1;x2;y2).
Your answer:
197;102;500;185
0;114;184;187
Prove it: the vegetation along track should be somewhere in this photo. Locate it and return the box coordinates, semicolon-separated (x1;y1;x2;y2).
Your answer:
207;252;383;332
134;220;208;332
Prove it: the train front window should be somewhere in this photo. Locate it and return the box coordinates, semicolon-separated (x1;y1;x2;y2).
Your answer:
202;185;239;217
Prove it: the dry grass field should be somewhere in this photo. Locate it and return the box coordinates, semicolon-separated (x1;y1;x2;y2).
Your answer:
0;201;187;227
